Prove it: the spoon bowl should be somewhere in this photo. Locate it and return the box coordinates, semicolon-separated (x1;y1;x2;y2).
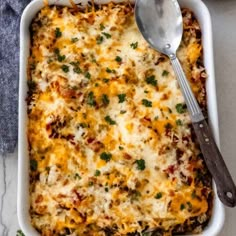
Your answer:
135;0;183;56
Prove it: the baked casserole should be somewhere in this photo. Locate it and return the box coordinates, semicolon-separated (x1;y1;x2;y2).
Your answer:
27;2;212;235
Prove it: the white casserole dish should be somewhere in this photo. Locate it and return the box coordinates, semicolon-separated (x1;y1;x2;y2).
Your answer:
18;0;225;235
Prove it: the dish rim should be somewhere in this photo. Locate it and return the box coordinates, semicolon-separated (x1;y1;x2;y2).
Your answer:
17;0;225;235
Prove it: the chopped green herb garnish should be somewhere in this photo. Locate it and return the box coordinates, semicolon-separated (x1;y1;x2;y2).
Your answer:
115;56;122;62
55;27;62;38
103;78;109;83
145;75;157;86
71;37;79;43
17;230;25;236
84;71;91;79
155;192;163;199
136;159;145;170
97;35;104;44
87;91;96;106
30;159;38;171
100;23;105;30
95;83;99;87
73;67;82;74
142;99;152;107
119;146;124;150
168;108;172;113
74;173;81;180
106;67;115;73
95;170;101;176
70;61;80;66
102;32;111;39
144;90;149;94
102;94;110;106
54;49;66;62
120;110;127;114
88;181;94;186
57;54;65;62
105;187;109;192
61;64;69;73
118;94;126;103
162;70;169;77
176;103;187;114
100;152;112;162
54;48;60;54
105;115;116;125
130;42;138;49
176;119;183;126
180;203;185;210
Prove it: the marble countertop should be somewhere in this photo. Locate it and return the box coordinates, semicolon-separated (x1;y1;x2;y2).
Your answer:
1;0;236;235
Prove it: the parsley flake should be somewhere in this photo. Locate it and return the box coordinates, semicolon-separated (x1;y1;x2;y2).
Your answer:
176;119;183;126
100;152;112;162
145;75;157;86
142;99;152;107
100;23;105;30
136;159;145;170
162;70;169;77
84;71;91;79
130;42;138;49
61;65;69;73
176;103;187;114
95;170;101;176
73;67;82;74
87;91;96;106
118;94;126;103
180;203;186;210
155;192;163;199
115;56;122;62
58;54;65;62
106;67;115;73
105;115;116;125
102;32;111;39
74;173;81;180
55;27;62;38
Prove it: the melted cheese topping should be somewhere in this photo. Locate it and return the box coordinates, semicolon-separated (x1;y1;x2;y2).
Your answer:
28;4;212;236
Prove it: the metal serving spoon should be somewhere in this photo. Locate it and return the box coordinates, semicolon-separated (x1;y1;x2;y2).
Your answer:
135;0;236;207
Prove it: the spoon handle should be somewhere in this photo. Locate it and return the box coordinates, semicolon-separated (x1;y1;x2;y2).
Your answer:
192;119;236;207
170;55;236;207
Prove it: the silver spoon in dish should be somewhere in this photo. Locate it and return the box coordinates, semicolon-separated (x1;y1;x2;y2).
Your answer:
135;0;236;207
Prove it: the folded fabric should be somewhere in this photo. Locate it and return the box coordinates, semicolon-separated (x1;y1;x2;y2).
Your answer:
0;0;30;155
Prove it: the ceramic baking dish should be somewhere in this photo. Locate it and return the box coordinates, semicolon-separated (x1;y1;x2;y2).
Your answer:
17;0;225;235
